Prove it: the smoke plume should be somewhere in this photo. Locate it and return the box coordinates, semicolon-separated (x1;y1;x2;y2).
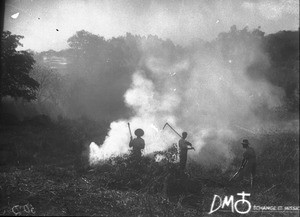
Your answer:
89;30;289;168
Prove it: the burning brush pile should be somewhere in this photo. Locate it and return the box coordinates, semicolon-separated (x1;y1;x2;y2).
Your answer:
88;144;203;196
84;151;207;215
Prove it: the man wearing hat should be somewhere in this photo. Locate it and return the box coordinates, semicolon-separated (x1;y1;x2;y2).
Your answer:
238;139;257;187
129;128;145;158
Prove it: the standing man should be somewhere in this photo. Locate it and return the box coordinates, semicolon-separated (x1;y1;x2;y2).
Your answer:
129;128;145;158
238;139;257;188
178;132;194;172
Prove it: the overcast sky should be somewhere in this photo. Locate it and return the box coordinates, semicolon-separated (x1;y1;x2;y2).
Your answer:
4;0;299;52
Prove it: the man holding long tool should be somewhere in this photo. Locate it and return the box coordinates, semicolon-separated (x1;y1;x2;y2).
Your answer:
239;139;256;187
179;132;194;172
163;123;195;171
230;139;256;188
129;128;145;158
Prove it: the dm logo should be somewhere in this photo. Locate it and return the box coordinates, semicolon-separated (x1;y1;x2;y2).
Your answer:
209;191;251;214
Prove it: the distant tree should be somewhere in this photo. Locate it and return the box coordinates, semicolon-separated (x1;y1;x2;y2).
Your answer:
263;30;299;112
66;30;108;76
0;31;39;109
67;30;106;50
30;63;63;106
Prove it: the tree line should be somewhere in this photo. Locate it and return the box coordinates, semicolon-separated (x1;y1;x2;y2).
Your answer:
0;26;299;121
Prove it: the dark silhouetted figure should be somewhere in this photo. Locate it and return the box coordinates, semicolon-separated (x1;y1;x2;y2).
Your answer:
238;139;257;188
129;128;145;158
178;132;194;172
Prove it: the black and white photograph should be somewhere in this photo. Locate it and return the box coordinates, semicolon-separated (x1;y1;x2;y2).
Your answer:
0;0;299;216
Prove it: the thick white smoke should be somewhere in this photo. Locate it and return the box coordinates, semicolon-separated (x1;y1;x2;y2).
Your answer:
89;36;287;167
89;70;182;165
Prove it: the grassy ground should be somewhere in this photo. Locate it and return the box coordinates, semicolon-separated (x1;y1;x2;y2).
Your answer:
0;116;299;216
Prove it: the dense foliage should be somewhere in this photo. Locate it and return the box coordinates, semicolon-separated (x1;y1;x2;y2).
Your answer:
0;31;39;104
